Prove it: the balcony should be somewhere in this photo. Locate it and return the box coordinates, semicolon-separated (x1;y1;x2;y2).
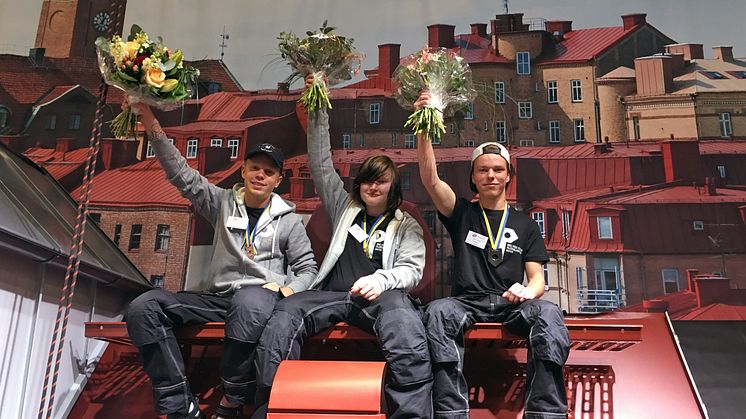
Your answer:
577;288;624;312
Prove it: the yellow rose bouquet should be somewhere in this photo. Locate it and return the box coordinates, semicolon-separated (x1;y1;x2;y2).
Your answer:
96;25;199;138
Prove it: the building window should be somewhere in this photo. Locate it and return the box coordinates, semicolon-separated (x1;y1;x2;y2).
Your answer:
520;139;535;146
662;269;680;294
210;137;223;147
516;51;530;75
717;165;726;178
548;120;560;143
449;123;455;134
532;211;546;238
464;102;474;120
573;119;585;142
495;121;507;143
369;103;381;124
186;138;198;158
46;115;57;130
632;116;641;140
432;134;442;145
423;210;436;232
113;224;122;246
342;134;351;149
693;220;704;231
561;210;571;240
597;216;613;239
359;134;365;147
155;224;170;251
150;275;164;288
543;263;549;286
719;112;732;137
404;134;416;149
145;142;155;157
465;139;475;147
128;224;142;250
576;266;584;289
391;133;397;146
0;107;9;128
228;138;240;159
69;114;81;130
518;102;532;119
494;82;505;103
547;80;558;103
401;172;411;190
88;212;101;224
571;79;583;102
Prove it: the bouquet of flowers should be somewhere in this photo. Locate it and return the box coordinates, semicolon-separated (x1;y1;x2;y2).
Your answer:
393;47;476;141
277;21;363;112
95;25;200;138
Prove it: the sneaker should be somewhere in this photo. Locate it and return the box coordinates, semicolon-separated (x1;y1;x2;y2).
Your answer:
166;398;205;419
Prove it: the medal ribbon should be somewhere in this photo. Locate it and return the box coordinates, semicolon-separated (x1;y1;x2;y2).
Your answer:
362;213;387;258
481;202;509;251
245;200;272;253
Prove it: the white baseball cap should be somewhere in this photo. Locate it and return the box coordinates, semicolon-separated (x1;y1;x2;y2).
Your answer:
470;142;512;192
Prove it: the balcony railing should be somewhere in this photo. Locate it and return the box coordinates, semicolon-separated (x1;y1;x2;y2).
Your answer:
577;288;624;312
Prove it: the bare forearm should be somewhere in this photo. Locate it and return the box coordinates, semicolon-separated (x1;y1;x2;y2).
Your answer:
416;133;456;216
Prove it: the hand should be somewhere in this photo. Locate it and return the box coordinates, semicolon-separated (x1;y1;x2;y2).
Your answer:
262;282;280;292
280;287;295;298
502;283;538;304
304;73;328;90
349;276;383;301
124;100;156;127
413;90;431;111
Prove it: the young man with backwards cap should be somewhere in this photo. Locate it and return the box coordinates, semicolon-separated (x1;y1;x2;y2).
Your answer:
125;103;318;419
414;93;570;419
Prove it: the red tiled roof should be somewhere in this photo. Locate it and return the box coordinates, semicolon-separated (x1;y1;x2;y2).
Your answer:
698;140;746;155
73;158;243;207
24;146;90;179
539;26;643;64
602;185;746;204
34;85;80;107
165;117;274;135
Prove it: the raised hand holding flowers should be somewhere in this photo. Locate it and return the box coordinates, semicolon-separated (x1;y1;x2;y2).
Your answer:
393;47;477;142
96;24;199;138
277;21;363;112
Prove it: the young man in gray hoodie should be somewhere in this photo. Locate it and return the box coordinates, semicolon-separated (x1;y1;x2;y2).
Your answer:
125;104;318;419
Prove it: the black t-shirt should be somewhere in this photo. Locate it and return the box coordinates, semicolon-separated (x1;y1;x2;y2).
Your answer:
439;198;549;297
323;211;392;292
244;205;265;251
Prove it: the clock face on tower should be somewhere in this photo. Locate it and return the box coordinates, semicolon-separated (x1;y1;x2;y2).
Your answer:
92;11;112;32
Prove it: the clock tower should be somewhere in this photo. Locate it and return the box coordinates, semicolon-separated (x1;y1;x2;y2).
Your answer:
34;0;127;59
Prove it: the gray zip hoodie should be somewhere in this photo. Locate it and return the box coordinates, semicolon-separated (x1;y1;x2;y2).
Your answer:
149;128;318;294
306;110;425;292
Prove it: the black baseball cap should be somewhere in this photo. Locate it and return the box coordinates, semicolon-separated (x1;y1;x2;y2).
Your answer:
245;143;284;171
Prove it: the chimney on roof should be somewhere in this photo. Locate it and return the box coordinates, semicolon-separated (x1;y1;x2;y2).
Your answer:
642;299;669;313
470;23;488;38
545;20;572;37
705;176;717;195
593;142;611;155
665;43;704;61
378;43;401;79
712;45;734;62
55;137;73;154
661;140;702;183
622;13;647;30
197;145;231;174
693;275;730;307
634;55;674;95
277;82;290;95
428;24;456;49
668;53;685;76
686;269;699;291
28;47;45;67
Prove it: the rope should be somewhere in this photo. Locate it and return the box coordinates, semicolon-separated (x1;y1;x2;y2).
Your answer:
37;3;122;416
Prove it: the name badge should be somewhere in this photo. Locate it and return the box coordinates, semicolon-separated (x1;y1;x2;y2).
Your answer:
226;216;248;230
465;230;488;249
348;224;368;242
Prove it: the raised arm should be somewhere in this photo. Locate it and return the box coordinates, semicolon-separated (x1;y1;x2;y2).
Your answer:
414;92;457;218
132;103;222;224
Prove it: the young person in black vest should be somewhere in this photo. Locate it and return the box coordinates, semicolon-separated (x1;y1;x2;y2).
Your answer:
126;103;318;419
414;92;570;419
252;76;433;419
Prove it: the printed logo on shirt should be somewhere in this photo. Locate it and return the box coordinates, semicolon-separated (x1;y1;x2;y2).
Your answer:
501;227;518;245
505;243;524;255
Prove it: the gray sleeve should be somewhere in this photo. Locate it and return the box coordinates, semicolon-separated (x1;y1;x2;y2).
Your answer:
369;217;426;292
307;110;350;222
283;216;319;293
149;127;223;224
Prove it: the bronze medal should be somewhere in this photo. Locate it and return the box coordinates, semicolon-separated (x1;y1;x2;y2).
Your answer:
487;248;503;267
246;244;256;260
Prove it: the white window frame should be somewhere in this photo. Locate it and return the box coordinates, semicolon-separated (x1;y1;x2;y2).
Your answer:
549;120;560;143
342;134;351;149
69;114;81;130
717;165;726;178
404;134;416;149
516;51;531;75
465;139;475;147
573;119;585;142
495;121;507;143
432;134;442;145
210;137;223;147
518;102;532;119
662;269;680;294
146;142;155;158
571;79;583;102
632;116;641;140
494;82;505;103
47;114;57;130
562;210;571;240
228;138;240;159
597;216;613;239
186;138;198;159
401;172;411;190
520;139;535;146
547;80;558;103
155;224;170;251
532;211;546;238
719;112;732;137
693;220;704;231
359;134;365;147
369;103;381;124
464;102;474;120
0;107;9;128
390;133;397;146
543;263;549;285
